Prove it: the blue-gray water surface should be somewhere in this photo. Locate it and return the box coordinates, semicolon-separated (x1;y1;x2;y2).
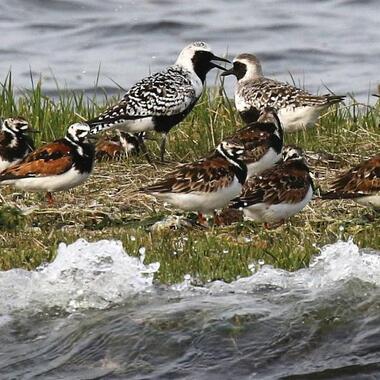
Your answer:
0;0;379;99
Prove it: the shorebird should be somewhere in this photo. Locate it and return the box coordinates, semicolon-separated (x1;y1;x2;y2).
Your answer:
224;107;283;178
96;131;146;161
87;41;230;161
321;153;380;210
140;140;247;224
0;117;35;172
0;123;95;204
221;53;344;132
231;145;314;228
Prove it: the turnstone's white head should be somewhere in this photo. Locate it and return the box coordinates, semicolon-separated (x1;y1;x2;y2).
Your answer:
1;117;30;135
175;41;230;82
221;53;263;81
66;123;91;143
217;140;245;161
282;145;305;163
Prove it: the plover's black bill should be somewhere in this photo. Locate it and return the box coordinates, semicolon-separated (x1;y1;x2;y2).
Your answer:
220;67;235;76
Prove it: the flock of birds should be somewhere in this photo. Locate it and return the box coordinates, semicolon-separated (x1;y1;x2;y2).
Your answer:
0;41;379;228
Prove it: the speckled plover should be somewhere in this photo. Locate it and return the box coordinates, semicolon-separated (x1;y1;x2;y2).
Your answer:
0;123;95;204
321;153;380;210
88;41;230;161
140;140;247;224
0;117;35;172
221;53;344;132
224;107;283;178
231;145;314;228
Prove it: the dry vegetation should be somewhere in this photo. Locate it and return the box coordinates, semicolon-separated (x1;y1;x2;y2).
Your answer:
0;76;379;283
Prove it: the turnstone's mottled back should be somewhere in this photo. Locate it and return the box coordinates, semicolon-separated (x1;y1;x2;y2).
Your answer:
0;117;35;172
231;145;314;228
140;140;247;224
87;41;229;161
96;131;146;161
0;123;95;204
321;154;380;210
221;54;344;132
224;107;283;178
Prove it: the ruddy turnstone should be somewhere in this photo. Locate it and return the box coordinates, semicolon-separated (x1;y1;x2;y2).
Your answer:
140;140;247;224
96;131;145;161
321;154;380;210
221;53;344;132
0;117;35;172
87;41;230;161
231;145;314;228
224;107;283;178
0;123;95;204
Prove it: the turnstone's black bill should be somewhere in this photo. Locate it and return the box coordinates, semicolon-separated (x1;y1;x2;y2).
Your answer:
0;123;95;205
221;53;345;132
224;107;283;178
231;145;314;228
96;131;147;161
0;117;36;172
87;41;229;162
140;140;247;224
321;154;380;210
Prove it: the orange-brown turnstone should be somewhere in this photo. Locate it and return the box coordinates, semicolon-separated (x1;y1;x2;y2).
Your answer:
224;107;283;178
321;154;380;210
140;140;247;224
0;123;95;204
87;41;229;161
221;53;344;132
231;145;314;228
96;131;145;161
0;117;35;172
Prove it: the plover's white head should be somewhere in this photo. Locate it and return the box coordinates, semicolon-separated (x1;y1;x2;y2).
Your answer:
1;117;30;135
66;122;91;143
221;53;263;82
175;41;230;82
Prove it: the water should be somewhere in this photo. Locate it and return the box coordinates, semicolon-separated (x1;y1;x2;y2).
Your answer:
1;0;379;100
1;239;380;379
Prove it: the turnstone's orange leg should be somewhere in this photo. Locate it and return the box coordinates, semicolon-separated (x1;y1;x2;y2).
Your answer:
213;211;223;226
46;192;55;206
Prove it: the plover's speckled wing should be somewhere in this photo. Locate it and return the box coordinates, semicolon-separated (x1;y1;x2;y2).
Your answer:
238;77;344;111
88;66;197;134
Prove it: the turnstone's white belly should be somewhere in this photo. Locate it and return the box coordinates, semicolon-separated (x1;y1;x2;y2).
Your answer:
3;167;90;192
247;148;281;178
243;185;313;222
355;194;380;209
154;177;242;214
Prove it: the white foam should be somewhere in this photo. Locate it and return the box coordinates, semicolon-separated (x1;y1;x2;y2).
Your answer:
0;239;159;314
206;239;380;294
0;239;379;315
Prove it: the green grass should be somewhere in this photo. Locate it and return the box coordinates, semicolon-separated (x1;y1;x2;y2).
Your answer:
0;74;379;284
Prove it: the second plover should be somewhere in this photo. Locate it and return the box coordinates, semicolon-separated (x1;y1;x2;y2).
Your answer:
221;53;344;132
0;117;35;172
321;154;380;210
224;107;283;178
0;123;95;204
88;41;229;161
231;145;314;228
140;140;247;224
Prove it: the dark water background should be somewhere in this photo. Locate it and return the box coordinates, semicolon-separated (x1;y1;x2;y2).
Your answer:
1;0;379;99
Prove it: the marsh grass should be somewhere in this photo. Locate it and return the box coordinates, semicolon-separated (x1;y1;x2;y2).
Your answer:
0;74;379;284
